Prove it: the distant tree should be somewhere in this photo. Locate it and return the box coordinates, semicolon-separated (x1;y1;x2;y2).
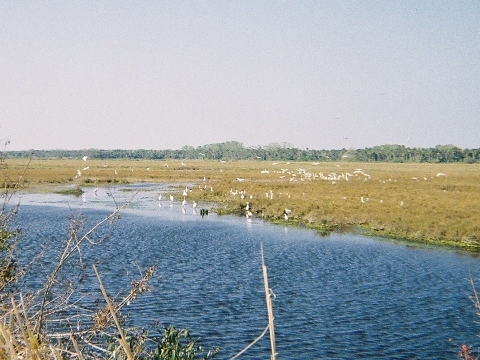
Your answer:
5;143;479;163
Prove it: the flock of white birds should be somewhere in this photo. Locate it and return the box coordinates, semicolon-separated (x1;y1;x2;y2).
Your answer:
77;157;448;220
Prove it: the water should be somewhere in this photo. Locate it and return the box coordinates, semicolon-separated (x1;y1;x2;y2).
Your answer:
9;184;480;359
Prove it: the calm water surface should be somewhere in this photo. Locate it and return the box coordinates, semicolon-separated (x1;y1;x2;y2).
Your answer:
11;184;480;359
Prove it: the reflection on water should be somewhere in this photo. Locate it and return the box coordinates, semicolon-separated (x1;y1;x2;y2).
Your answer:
10;184;480;359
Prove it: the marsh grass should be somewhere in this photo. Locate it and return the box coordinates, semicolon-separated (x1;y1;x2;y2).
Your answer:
5;159;480;249
54;185;84;196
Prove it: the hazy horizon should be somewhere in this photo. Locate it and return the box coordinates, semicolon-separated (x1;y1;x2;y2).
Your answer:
1;2;479;151
4;140;477;152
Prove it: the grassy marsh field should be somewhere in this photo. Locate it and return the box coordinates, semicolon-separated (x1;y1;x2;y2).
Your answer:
4;158;480;250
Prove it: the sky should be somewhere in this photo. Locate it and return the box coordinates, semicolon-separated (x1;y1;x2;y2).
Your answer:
1;1;479;151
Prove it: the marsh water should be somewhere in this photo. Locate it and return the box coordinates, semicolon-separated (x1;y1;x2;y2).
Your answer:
11;183;480;359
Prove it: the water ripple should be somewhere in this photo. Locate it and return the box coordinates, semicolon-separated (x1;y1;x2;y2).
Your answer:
11;190;480;359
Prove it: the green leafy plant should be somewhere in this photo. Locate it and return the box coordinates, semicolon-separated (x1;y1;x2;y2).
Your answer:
151;325;219;360
103;325;219;360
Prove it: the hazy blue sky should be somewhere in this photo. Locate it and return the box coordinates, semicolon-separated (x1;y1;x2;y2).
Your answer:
1;1;479;151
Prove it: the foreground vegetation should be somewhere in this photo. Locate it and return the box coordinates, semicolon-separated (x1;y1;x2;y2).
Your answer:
6;157;480;250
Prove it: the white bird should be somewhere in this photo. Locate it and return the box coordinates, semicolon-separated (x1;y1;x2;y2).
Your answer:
158;194;162;201
170;194;174;202
182;197;187;206
284;208;292;216
75;170;81;178
246;210;253;219
192;201;197;209
93;187;98;196
83;166;89;171
181;207;186;214
237;177;245;182
82;156;88;161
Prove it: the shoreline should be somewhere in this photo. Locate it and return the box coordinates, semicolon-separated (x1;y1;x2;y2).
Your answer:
19;181;478;252
215;204;480;253
3;159;479;251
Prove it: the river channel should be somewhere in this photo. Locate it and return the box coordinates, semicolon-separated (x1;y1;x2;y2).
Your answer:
10;183;480;359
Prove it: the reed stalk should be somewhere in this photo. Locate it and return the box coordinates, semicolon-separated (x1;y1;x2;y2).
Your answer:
261;243;276;360
229;245;277;360
93;264;135;360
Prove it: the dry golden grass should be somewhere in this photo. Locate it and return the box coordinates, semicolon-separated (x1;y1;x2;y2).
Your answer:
4;158;480;249
0;265;158;360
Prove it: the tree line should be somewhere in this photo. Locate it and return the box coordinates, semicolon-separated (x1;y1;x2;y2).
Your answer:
4;142;480;163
